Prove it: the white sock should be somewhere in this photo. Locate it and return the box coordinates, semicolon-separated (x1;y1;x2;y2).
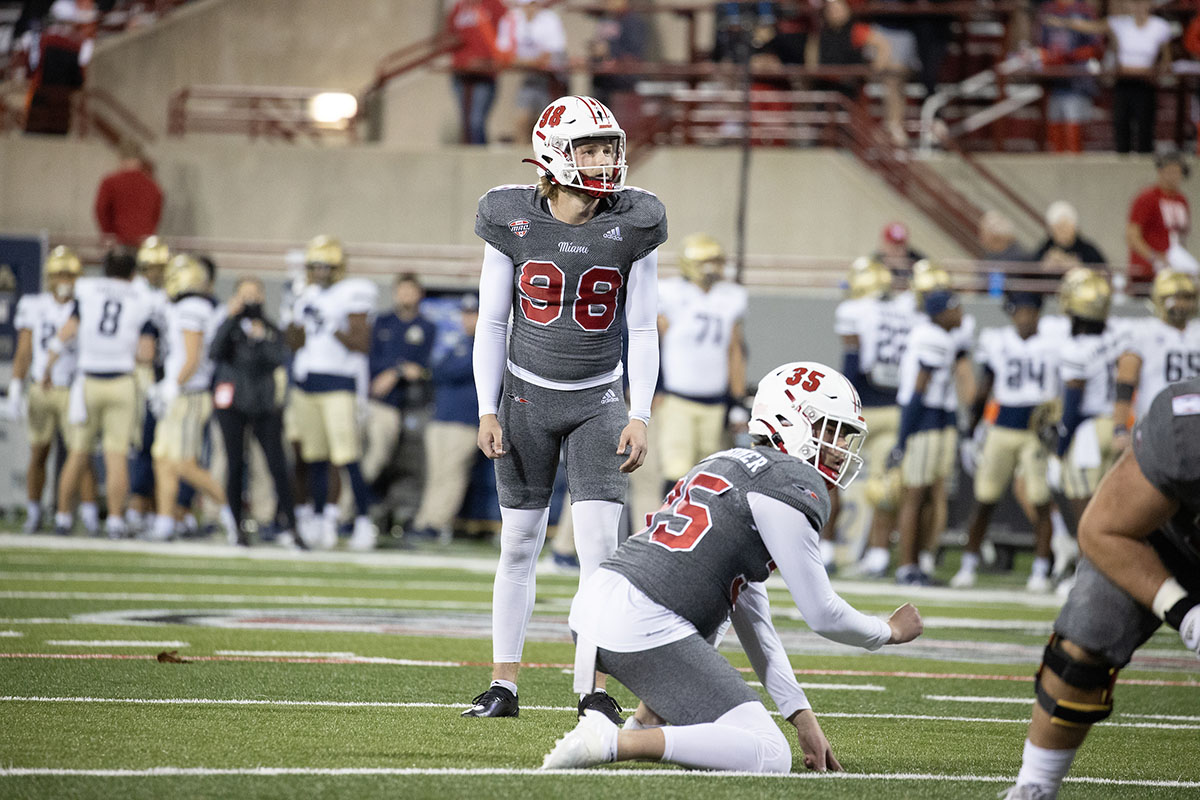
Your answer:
918;549;936;576
79;502;100;532
623;715;665;731
55;511;73;529
819;538;836;567
1032;556;1052;578
1016;738;1077;790
182;513;198;533
959;551;980;574
219;505;238;533
125;508;144;525
26;501;41;526
660;702;790;774
105;516;126;536
323;504;339;523
491;679;517;696
154;515;174;540
491;506;550;663
579;687;607;701
297;504;314;522
1050;508;1069;540
571;500;622;582
863;546;889;572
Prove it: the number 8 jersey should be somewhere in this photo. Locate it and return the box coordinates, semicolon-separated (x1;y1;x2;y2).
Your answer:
72;277;160;374
474;184;667;383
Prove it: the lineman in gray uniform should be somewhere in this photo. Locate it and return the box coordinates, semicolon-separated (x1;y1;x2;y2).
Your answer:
541;362;924;774
1006;376;1200;800
464;96;666;720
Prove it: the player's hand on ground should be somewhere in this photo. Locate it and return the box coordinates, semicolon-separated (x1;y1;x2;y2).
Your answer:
790;710;842;773
617;419;647;473
477;414;505;458
886;603;923;644
1180;605;1200;658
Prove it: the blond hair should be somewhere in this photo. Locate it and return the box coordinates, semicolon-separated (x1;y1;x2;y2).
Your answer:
537;174;562;201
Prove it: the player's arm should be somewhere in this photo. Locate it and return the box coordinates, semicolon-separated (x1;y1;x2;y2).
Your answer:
335;312;370;354
729;581;841;772
12;328;32;383
888;364;933;468
1057;377;1087;457
619;250;660;472
727;319;747;403
967;366;994;434
1126;219;1163;270
175;329;204;387
1112;350;1141;448
474;243;514;458
40;310;79;388
750;492;921;647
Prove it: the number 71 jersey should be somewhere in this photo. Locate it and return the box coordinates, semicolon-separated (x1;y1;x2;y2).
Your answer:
475;184;668;383
73;277;161;374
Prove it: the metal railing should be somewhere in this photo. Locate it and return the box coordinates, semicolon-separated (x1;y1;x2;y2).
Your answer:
167;85;359;142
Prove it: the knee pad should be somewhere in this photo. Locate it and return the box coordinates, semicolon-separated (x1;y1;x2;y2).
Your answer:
1035;634;1118;728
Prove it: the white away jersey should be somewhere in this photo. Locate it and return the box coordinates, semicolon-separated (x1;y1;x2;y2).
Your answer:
1124;317;1200;419
14;293;78;386
976;325;1061;407
293;278;379;379
834;294;916;390
163;295;222;392
897;320;957;412
72;277;158;374
895;291;976;358
658;278;747;398
1060;325;1131;418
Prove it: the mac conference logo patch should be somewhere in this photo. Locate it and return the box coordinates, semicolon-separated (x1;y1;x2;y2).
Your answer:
508;219;531;238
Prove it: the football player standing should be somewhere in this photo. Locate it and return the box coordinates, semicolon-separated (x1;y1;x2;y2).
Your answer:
541;362;922;773
464;95;666;721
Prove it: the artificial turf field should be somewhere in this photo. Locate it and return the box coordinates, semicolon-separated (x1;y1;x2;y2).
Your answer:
1;533;1197;799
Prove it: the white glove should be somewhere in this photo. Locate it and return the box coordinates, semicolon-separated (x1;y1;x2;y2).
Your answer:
1181;605;1200;658
149;380;179;419
1046;455;1062;492
5;379;25;421
959;437;978;476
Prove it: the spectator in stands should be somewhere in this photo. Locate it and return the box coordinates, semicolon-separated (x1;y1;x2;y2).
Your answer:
407;294;480;544
446;0;509;145
1044;0;1173;154
712;1;779;64
19;0;94;134
364;273;436;508
1034;201;1107;278
94;140;163;247
978;210;1036;293
872;221;924;281
210;277;298;547
498;0;567;143
806;0;906;146
1035;0;1102;154
1126;150;1191;289
588;0;648;120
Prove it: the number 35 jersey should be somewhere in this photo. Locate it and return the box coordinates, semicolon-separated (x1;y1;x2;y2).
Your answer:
72;277;159;375
658;277;747;399
1124;317;1200;420
603;446;830;641
475;184;668;383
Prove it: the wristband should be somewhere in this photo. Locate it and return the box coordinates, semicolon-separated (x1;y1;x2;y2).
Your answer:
1166;596;1200;632
1152;578;1188;621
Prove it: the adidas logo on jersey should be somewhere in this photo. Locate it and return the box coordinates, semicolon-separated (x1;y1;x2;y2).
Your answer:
603;226;623;242
600;388;620;405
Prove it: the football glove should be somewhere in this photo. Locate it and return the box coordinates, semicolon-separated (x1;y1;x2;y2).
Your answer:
5;379;25;422
885;447;904;472
149;379;179;419
1181;605;1200;658
1046;456;1062;492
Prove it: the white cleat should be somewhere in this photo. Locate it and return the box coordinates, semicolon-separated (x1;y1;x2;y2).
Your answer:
348;517;377;552
541;710;617;770
275;530;299;550
318;515;339;550
1026;573;1052;593
1000;782;1058;799
949;569;977;589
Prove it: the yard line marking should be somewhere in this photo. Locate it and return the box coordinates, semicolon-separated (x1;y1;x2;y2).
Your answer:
0;571;534;595
0;631;23;637
3;697;1197;730
1123;713;1200;722
215;650;357;658
748;682;886;692
0;652;1196;687
45;640;190;648
0;590;565;611
925;695;1033;704
0;766;1196;788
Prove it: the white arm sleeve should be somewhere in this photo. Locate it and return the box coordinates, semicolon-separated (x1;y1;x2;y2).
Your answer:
624;250;659;422
730;581;811;719
749;493;892;650
473;243;514;418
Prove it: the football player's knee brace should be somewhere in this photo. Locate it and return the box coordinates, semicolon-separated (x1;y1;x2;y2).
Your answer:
1035;634;1118;728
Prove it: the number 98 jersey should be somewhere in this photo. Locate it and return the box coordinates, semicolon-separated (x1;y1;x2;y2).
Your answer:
475;184;668;383
72;277;160;374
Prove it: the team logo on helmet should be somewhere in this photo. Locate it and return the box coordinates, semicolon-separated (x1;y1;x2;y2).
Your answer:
509;219;531;238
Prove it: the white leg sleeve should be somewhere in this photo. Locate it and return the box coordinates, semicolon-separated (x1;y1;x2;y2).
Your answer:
660;701;791;774
571;499;623;582
491;506;550;663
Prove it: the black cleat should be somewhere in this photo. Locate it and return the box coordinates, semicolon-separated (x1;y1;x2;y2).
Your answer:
461;685;519;718
577;691;623;725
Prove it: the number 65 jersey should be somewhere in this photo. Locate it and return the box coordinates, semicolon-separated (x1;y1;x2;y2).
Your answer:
72;277;160;375
1124;317;1200;420
602;446;831;641
474;184;667;383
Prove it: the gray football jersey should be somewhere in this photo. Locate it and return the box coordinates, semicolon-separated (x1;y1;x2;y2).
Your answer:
1133;376;1200;578
475;184;668;382
603;446;831;640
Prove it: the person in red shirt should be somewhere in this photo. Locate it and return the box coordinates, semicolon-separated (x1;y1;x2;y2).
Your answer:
445;0;510;145
1126;151;1190;288
94;141;164;247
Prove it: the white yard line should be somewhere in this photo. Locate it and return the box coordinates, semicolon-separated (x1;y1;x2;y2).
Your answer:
215;650;357;658
45;640;189;648
0;631;23;637
0;590;557;611
748;682;886;692
3;696;1197;731
0;571;526;594
925;695;1034;704
0;765;1195;788
1122;713;1200;722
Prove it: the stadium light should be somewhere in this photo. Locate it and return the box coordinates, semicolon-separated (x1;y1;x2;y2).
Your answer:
309;92;358;126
